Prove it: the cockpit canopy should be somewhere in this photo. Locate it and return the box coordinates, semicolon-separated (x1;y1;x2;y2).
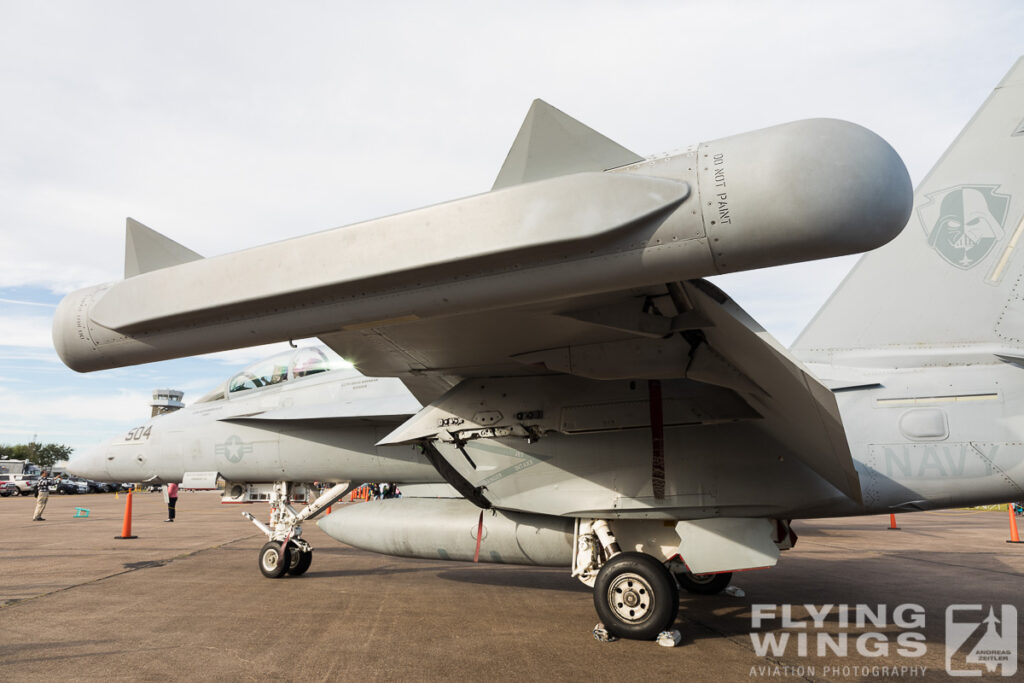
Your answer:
195;346;347;403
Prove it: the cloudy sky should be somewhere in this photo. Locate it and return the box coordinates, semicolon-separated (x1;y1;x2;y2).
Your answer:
1;1;1022;454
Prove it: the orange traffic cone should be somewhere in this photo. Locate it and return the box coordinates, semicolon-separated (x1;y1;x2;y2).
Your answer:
1008;505;1023;544
115;491;138;540
887;513;900;530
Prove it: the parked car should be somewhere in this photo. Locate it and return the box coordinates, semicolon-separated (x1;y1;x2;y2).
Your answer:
0;482;19;497
86;480;116;493
0;474;38;496
50;478;87;494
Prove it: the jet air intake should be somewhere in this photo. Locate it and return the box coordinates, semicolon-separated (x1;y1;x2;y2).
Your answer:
53;118;911;372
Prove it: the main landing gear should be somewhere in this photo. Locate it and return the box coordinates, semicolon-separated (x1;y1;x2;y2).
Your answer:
573;520;680;641
243;481;351;579
594;552;679;640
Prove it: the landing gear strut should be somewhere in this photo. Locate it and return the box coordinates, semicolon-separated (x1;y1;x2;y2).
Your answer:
244;481;352;579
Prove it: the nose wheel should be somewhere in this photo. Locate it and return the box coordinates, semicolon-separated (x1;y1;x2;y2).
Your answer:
258;540;314;578
258;541;290;578
286;545;313;576
593;552;679;640
244;481;351;579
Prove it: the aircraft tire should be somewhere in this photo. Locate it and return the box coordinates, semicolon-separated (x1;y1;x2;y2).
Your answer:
593;552;679;640
676;571;732;595
258;541;289;578
287;548;313;576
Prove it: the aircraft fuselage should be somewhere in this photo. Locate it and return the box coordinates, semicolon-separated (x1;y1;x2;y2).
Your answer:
69;368;441;486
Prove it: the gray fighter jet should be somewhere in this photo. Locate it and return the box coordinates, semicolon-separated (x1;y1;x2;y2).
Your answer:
54;57;1024;641
67;344;442;577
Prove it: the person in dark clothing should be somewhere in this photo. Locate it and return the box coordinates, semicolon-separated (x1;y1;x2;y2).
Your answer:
33;470;53;521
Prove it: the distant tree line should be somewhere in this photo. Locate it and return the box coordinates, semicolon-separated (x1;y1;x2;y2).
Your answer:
0;442;74;470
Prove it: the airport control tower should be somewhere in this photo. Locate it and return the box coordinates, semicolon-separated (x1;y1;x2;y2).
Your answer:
150;389;184;417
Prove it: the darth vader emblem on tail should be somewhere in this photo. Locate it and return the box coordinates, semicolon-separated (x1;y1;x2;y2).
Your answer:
920;185;1010;269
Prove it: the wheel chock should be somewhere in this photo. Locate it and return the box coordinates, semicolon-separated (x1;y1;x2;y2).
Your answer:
592;623;618;642
657;629;682;647
73;507;90;518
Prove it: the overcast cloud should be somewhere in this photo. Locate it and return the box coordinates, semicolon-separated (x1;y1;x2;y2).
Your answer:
1;1;1022;452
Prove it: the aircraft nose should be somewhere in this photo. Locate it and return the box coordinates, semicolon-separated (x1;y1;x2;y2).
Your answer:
67;444;111;481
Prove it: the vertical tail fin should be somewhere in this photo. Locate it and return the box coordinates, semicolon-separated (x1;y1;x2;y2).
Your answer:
793;58;1024;363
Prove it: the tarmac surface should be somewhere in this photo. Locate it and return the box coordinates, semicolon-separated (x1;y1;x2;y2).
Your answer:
1;491;1022;682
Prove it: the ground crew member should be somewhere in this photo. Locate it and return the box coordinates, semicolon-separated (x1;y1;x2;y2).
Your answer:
33;470;52;521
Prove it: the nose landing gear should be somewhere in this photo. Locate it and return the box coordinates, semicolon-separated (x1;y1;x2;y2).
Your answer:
244;481;352;578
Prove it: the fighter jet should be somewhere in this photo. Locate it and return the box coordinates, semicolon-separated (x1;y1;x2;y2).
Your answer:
54;57;1024;641
67;344;443;577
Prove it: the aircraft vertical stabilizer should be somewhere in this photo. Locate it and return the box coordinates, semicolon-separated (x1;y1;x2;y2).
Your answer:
492;99;644;190
124;218;203;278
793;58;1024;361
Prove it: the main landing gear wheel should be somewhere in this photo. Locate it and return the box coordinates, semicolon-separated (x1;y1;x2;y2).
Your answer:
593;552;679;640
287;547;312;576
258;541;290;578
676;571;732;595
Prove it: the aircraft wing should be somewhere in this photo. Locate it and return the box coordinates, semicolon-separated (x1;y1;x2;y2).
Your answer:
673;281;859;502
51;100;909;507
330;278;860;503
